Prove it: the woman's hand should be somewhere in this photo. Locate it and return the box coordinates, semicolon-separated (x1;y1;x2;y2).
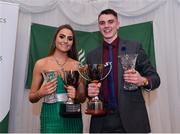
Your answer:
64;85;76;99
38;78;57;97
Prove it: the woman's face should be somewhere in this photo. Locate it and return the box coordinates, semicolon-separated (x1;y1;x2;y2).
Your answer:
55;28;73;52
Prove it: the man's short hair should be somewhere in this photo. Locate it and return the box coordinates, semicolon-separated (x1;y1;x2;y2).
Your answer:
98;9;118;19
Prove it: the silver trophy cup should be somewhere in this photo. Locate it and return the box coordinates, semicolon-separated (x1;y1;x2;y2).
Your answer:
78;62;112;116
60;70;81;116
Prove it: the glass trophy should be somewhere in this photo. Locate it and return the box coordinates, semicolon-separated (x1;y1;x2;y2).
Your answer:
42;70;58;103
119;54;138;90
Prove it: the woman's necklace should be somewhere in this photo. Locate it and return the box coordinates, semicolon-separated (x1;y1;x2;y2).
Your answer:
53;55;68;71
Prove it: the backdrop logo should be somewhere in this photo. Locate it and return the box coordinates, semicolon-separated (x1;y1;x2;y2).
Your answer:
0;17;7;23
78;49;86;64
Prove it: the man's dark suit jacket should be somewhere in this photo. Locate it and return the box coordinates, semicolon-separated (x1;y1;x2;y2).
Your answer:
87;39;160;133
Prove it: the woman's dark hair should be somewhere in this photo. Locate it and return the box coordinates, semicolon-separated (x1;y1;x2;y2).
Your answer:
48;24;78;61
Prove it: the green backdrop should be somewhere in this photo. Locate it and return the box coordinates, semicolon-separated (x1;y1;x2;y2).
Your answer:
25;21;156;89
0;113;9;133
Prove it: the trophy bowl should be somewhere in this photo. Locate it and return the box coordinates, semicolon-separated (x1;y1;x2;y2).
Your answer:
60;70;81;117
118;54;138;90
78;62;112;116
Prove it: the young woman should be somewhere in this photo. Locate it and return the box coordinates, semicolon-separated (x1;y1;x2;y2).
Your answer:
29;24;85;133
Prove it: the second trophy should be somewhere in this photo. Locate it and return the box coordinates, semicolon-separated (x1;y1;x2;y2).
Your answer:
78;62;112;116
60;70;81;116
118;54;138;90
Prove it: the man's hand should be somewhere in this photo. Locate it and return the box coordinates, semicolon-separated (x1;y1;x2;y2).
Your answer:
123;69;147;87
88;82;101;97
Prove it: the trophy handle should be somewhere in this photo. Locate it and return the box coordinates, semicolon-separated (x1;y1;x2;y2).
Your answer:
77;64;91;81
99;62;112;81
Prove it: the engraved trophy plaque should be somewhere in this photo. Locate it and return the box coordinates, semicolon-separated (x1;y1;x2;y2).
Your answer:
78;62;112;116
42;70;58;103
119;54;138;90
60;70;81;116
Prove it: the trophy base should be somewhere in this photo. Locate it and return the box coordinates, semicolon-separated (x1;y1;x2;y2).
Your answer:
85;99;106;116
85;109;106;116
59;103;81;117
124;82;138;91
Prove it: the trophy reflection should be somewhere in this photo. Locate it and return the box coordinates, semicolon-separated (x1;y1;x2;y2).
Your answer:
78;62;112;115
118;54;138;90
60;70;81;116
42;70;58;103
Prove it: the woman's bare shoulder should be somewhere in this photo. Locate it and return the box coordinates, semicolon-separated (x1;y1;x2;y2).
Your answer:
35;57;48;65
34;56;52;69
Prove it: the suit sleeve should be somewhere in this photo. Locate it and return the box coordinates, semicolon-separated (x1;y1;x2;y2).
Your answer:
136;44;160;91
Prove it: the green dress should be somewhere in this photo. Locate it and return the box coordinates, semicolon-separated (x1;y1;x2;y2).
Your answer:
40;76;83;133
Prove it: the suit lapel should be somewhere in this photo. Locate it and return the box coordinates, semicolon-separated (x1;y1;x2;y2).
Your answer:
118;40;125;95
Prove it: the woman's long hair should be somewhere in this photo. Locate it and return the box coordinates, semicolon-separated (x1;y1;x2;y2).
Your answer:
48;24;78;61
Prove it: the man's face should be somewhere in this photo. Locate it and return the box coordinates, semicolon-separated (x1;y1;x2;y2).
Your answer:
98;14;119;43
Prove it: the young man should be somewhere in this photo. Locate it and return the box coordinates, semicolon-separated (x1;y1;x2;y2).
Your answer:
87;9;160;133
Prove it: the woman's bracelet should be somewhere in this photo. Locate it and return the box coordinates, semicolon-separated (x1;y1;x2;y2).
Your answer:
36;91;42;100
